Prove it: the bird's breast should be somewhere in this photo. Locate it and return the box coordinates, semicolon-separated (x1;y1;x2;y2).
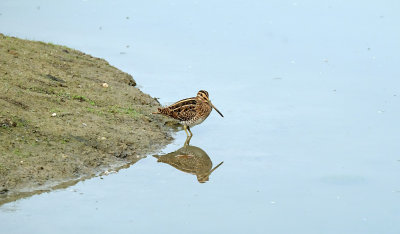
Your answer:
182;104;212;127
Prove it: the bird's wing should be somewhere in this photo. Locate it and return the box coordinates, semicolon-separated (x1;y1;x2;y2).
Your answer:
163;97;197;121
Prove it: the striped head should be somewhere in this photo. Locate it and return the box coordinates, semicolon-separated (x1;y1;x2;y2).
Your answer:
196;90;209;103
196;90;224;117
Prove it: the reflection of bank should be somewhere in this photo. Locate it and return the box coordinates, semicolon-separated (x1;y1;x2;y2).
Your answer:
154;145;223;183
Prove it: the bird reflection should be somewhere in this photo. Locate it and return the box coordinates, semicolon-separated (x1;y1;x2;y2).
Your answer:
153;144;223;183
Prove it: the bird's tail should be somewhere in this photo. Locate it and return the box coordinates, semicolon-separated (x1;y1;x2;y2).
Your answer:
152;108;162;114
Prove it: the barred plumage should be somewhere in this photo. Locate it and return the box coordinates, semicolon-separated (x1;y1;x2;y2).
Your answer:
153;145;224;183
153;90;223;145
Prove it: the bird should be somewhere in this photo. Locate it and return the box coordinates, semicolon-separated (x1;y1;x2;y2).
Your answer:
153;90;223;144
153;145;224;183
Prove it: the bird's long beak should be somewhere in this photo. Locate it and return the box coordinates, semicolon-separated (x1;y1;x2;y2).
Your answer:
207;161;224;176
209;101;224;117
198;161;224;183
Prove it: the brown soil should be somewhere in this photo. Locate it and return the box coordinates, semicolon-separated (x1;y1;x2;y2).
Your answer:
0;34;177;205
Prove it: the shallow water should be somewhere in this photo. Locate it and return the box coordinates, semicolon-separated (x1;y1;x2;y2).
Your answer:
1;0;400;233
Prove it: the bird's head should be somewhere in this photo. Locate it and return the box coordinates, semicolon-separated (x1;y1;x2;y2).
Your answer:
196;90;224;117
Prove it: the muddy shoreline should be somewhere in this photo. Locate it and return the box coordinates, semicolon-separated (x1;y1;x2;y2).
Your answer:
0;34;176;205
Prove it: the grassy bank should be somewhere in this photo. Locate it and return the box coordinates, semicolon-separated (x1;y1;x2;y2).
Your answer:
0;34;175;203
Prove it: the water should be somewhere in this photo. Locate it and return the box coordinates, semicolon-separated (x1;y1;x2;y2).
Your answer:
1;0;400;233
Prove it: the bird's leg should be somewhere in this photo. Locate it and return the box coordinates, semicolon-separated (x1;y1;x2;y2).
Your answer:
184;125;192;146
183;125;190;137
184;135;191;146
187;126;193;137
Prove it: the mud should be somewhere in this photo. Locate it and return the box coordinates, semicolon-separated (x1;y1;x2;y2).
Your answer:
0;34;177;205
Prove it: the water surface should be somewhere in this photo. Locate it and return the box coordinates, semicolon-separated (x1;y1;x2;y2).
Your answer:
1;0;400;233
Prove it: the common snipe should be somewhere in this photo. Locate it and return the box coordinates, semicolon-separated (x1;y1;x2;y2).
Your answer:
153;145;224;183
153;90;223;144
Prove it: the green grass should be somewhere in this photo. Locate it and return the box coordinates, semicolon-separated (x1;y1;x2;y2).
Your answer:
0;116;28;130
60;138;70;144
108;106;141;118
16;119;28;127
85;105;142;119
86;107;106;116
56;92;97;106
0;163;8;175
13;149;22;156
50;108;61;114
1;124;9;129
72;95;87;102
29;86;56;95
